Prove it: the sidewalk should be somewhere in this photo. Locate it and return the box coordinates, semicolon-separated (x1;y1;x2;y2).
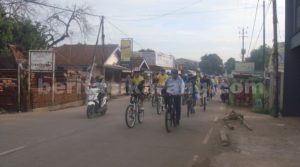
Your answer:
211;106;300;167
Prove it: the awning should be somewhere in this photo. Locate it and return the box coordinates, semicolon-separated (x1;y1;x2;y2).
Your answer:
104;64;129;71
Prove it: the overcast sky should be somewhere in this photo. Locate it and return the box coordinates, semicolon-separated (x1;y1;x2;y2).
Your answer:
49;0;285;62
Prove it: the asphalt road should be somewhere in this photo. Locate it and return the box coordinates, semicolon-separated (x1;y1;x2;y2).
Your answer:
0;95;227;167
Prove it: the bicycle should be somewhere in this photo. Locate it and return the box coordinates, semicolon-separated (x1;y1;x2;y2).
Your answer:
155;86;165;115
165;94;180;133
186;93;194;117
151;84;158;107
125;92;144;128
200;89;207;112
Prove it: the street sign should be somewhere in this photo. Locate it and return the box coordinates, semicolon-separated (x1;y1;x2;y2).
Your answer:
29;50;55;71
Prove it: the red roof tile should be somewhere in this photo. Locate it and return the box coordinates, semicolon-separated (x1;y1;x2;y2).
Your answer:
54;44;118;66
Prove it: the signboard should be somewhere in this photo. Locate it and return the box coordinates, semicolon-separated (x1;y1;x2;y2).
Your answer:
120;39;133;62
235;62;255;73
29;51;55;71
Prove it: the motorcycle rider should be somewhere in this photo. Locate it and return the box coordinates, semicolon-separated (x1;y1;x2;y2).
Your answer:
95;75;107;106
220;79;229;103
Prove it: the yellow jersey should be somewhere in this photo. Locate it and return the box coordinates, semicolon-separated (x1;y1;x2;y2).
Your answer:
157;74;168;86
132;75;144;85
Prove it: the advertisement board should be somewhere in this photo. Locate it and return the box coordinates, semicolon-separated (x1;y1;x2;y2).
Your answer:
120;39;133;62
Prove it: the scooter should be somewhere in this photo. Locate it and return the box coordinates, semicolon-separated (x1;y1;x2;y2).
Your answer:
220;86;229;103
86;85;108;119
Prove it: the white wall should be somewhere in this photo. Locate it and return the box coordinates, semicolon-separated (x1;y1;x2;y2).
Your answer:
104;52;118;65
156;52;174;68
140;51;174;68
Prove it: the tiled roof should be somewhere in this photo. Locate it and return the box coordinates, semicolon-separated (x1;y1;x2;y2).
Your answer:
130;55;144;69
54;44;119;66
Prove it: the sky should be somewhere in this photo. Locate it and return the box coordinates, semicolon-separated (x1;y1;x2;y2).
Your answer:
45;0;285;63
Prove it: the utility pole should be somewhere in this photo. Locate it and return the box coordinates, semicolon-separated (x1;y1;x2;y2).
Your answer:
239;27;247;62
272;0;279;117
263;0;266;73
101;16;106;78
262;0;267;110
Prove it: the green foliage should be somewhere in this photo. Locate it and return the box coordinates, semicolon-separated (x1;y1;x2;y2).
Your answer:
199;53;224;75
224;57;236;74
246;45;272;71
0;4;48;57
0;5;13;56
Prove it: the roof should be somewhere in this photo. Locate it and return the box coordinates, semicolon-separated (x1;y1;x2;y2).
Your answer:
54;44;119;66
149;65;174;72
8;45;26;64
130;55;149;70
104;64;129;70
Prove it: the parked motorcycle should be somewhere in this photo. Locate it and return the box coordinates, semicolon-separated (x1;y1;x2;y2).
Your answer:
86;83;108;119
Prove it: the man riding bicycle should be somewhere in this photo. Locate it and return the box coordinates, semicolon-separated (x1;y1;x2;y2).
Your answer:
132;70;145;111
164;69;185;125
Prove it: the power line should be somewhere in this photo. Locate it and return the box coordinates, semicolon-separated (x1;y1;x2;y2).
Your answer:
253;0;272;49
246;0;260;58
107;6;256;22
105;18;145;49
25;0;146;49
107;0;204;21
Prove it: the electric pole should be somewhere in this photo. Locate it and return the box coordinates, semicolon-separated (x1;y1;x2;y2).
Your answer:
239;27;247;62
272;0;279;117
101;16;106;78
263;0;266;73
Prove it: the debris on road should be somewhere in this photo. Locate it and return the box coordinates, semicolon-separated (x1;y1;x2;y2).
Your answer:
223;110;253;131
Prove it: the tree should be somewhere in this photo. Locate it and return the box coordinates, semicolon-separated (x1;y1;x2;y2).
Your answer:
1;0;92;48
224;57;236;74
199;54;224;75
0;3;48;57
45;4;91;47
245;45;272;71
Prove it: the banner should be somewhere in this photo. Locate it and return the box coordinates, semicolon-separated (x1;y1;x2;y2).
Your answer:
120;39;133;62
235;62;255;73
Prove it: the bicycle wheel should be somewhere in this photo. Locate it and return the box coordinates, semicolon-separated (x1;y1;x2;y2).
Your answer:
203;97;206;112
125;105;136;128
165;107;173;133
157;96;162;115
151;96;157;107
187;98;191;117
138;108;144;123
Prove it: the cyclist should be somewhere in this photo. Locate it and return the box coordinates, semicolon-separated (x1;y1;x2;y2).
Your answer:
132;70;145;110
156;69;168;87
164;69;185;125
200;75;210;104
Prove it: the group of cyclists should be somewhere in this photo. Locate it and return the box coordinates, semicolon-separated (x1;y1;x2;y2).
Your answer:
126;68;225;128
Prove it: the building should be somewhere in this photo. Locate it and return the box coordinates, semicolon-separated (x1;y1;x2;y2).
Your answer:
283;0;300;116
55;44;129;96
139;50;175;68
